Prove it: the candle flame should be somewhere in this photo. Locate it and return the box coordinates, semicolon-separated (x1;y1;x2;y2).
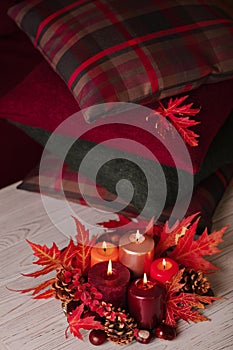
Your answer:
143;273;148;285
107;259;112;276
102;241;107;251
162;258;166;269
136;230;141;241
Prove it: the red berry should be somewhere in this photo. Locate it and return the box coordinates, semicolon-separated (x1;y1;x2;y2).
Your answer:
155;324;176;341
89;329;107;346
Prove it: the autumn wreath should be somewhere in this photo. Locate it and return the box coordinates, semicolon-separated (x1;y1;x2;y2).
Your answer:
13;212;227;346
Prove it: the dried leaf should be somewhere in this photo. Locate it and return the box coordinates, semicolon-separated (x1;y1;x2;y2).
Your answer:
66;304;104;340
72;217;97;274
169;224;228;272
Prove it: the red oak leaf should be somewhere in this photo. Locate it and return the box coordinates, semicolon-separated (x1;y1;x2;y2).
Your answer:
169;224;228;272
148;95;200;147
23;240;61;277
66;304;104;340
72;217;97;275
165;269;219;326
154;213;199;257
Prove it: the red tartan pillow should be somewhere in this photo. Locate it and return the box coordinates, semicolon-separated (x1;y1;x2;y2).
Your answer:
8;0;233;121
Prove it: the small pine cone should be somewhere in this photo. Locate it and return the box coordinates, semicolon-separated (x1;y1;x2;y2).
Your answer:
104;307;137;345
181;269;211;295
51;269;76;303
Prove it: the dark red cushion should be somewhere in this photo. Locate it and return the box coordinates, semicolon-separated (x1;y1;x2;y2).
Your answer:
0;60;232;173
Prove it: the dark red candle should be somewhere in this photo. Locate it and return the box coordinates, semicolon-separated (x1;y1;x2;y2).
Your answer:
128;274;166;329
88;260;130;308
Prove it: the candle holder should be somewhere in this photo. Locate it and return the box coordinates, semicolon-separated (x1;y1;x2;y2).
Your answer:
13;213;226;346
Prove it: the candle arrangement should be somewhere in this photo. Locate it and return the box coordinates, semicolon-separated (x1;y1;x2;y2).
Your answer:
13;213;227;346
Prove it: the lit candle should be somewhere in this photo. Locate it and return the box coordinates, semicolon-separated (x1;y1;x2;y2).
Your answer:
119;230;154;278
90;241;119;267
88;260;130;308
150;257;179;283
128;273;166;329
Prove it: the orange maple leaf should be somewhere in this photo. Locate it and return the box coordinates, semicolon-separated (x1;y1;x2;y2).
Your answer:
154;213;199;257
169;223;228;272
66;304;104;340
72;216;97;274
23;240;61;277
60;238;79;268
165;269;220;326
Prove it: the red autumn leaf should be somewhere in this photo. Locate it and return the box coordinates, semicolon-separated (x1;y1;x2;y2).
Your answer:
66;304;104;340
97;214;160;235
72;217;97;274
8;278;55;300
165;269;219;326
97;214;132;229
23;240;61;277
148;95;200;147
169;224;228;272
155;213;199;257
60;238;79;268
33;289;55;300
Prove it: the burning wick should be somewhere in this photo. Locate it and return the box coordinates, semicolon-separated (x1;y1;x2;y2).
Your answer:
107;259;113;276
143;273;148;288
162;258;166;270
136;230;141;243
102;241;107;252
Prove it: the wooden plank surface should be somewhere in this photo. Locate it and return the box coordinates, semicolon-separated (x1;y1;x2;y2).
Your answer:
0;181;232;350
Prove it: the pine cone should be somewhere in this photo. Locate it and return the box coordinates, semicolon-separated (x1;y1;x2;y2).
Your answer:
51;268;76;303
181;269;210;295
104;307;137;345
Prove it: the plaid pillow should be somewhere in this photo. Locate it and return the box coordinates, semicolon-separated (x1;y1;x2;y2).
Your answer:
17;160;233;232
8;0;233;121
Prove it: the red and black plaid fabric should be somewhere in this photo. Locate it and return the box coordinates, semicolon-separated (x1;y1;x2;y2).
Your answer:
8;0;233;121
17;160;233;232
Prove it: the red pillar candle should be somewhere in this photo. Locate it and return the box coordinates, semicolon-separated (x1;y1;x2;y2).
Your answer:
90;241;119;267
119;230;154;278
150;258;179;283
88;260;130;308
128;273;166;329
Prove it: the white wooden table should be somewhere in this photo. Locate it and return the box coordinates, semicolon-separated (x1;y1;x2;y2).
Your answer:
0;182;232;350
